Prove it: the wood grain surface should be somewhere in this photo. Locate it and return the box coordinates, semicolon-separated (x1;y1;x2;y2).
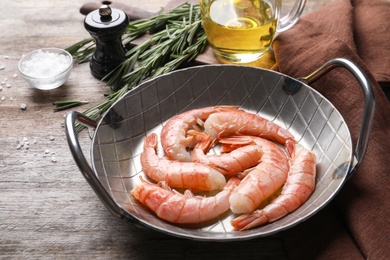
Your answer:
0;0;330;259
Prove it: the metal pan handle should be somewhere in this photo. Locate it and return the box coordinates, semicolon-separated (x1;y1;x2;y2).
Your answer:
300;58;376;175
65;111;125;218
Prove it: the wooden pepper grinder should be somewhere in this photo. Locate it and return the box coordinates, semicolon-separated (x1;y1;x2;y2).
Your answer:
84;5;129;80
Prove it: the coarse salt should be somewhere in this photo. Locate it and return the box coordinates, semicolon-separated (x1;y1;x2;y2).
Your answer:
20;50;71;78
20;103;27;110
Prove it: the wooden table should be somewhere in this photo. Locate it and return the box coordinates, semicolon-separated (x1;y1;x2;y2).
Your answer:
0;1;330;258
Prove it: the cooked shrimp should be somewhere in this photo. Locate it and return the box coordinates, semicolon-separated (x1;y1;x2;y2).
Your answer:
203;109;295;145
131;176;241;224
231;140;317;230
141;133;226;191
160;106;238;162
218;136;290;214
189;130;263;175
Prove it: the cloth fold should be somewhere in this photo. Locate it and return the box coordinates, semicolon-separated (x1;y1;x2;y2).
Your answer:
271;0;390;259
353;0;390;84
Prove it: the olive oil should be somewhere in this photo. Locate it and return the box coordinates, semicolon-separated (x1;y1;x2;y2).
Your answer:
201;0;277;63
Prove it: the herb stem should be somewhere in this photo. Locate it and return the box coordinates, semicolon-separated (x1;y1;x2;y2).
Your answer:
53;100;89;111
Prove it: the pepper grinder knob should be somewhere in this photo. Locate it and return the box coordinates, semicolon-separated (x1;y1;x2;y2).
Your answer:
99;5;112;17
84;5;129;80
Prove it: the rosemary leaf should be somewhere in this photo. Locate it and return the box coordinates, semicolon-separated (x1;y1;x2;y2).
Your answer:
53;100;89;112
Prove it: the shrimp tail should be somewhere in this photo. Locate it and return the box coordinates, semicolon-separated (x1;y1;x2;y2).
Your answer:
189;130;233;174
188;130;213;152
188;130;220;151
218;136;255;153
144;132;158;149
231;210;269;231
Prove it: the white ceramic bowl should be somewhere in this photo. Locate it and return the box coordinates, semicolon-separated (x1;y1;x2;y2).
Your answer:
18;48;73;90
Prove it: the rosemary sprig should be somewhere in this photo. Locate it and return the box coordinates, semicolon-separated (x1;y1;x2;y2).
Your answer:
53;100;89;111
121;3;198;44
66;38;95;64
64;3;207;131
105;11;206;91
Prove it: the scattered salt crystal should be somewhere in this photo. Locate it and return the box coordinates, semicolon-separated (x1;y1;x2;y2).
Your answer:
44;149;50;154
0;64;4;70
20;50;71;78
51;157;57;163
20;103;27;110
12;73;17;78
9;97;13;101
4;56;9;59
6;83;11;88
1;96;5;101
16;137;31;151
49;136;55;141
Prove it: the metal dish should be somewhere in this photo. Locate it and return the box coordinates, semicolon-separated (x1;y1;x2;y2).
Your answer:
65;58;374;241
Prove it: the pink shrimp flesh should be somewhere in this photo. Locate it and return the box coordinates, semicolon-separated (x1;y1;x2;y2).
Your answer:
131;176;241;224
231;140;317;230
160;106;238;162
140;133;226;191
189;131;263;175
218;136;290;214
203;109;295;145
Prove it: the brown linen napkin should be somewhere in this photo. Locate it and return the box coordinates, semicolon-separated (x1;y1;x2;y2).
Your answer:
271;0;390;259
353;0;390;84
